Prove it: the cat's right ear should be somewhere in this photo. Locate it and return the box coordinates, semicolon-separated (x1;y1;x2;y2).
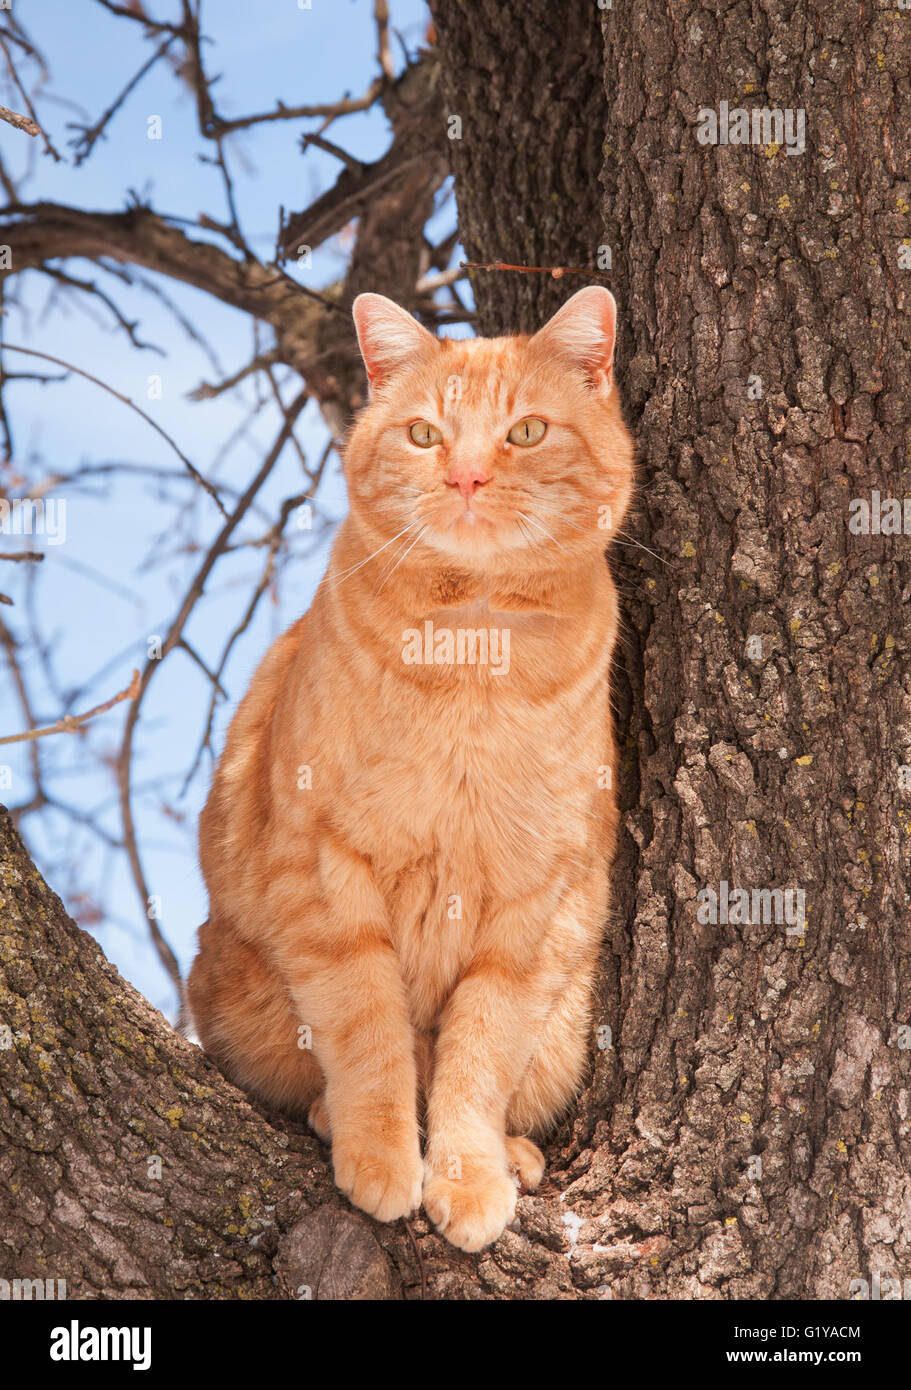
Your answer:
352;294;435;391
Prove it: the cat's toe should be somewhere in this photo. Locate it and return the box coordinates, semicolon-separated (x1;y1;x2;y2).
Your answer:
423;1165;518;1253
505;1135;545;1191
332;1137;423;1224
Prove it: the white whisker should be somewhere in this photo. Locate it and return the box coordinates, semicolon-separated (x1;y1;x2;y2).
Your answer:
372;522;425;592
327;519;422;591
374;524;429;594
515;510;566;551
530;499;597;538
614;528;667;565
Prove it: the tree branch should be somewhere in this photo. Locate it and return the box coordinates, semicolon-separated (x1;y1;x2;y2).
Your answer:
0;668;140;746
0;101;40;137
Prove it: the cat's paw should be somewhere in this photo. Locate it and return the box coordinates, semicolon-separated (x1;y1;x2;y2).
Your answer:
422;1160;519;1253
505;1135;545;1191
332;1131;423;1225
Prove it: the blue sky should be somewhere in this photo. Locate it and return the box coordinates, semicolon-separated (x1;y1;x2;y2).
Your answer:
0;0;458;1019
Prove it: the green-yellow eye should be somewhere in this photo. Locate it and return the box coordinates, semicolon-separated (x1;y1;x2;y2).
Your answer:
508;417;547;446
409;420;442;447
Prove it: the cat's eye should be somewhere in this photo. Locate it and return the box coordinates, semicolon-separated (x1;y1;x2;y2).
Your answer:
508;417;547;446
409;420;442;447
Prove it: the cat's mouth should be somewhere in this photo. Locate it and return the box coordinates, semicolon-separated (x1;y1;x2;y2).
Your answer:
449;505;482;528
419;497;532;561
420;490;491;534
442;497;504;542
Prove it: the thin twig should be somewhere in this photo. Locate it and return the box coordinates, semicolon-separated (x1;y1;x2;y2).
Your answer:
116;392;309;1007
1;344;228;518
0;101;40;136
204;81;384;137
180;469;332;797
93;0;193;38
460;259;613;282
67;36;175;164
404;1220;427;1300
0;668;140;746
0;32;60;159
38;266;164;353
375;0;396;82
299;131;364;173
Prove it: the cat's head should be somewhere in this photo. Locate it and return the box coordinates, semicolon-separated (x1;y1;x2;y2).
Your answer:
344;288;633;578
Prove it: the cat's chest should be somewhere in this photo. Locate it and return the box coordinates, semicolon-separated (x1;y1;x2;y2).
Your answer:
349;653;603;865
362;681;556;812
379;625;569;803
324;594;609;874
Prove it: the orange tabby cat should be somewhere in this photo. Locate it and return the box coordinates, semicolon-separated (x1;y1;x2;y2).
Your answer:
187;287;634;1252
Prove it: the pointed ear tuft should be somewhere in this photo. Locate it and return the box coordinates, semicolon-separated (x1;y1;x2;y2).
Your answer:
352;293;436;391
530;286;617;389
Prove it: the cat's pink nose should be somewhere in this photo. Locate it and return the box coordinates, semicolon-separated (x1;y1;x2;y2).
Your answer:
447;465;489;502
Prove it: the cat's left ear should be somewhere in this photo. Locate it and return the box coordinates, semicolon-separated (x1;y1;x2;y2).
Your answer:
352;293;435;391
530;286;617;390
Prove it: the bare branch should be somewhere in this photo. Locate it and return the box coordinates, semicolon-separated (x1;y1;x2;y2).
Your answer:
38;266;165;352
0;31;60;160
0;668;140;746
459;258;614;282
1;343;228;516
186;351;279;402
204;81;384;137
115;391;309;1006
67;36;176;165
375;0;396;83
92;0;193;39
0;101;40;137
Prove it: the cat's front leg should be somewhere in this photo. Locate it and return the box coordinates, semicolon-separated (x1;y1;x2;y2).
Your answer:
423;895;562;1252
273;839;423;1224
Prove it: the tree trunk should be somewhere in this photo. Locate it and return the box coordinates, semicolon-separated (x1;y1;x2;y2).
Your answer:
429;0;911;1298
3;0;911;1300
429;0;608;335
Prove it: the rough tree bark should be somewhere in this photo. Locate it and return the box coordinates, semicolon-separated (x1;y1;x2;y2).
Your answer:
3;0;911;1299
435;0;911;1296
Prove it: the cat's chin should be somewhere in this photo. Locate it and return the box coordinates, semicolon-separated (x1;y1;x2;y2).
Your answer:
421;521;528;561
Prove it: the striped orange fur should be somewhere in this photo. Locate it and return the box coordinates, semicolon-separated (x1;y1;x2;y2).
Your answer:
187;287;634;1251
